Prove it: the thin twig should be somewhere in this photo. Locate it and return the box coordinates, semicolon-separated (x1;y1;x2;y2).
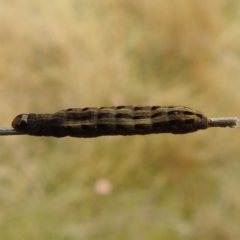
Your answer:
208;117;240;128
0;116;239;136
0;128;25;136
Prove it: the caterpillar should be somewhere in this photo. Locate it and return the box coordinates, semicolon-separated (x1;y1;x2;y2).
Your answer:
11;106;209;138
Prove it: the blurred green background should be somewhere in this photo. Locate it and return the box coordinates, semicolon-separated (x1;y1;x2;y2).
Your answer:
0;0;240;239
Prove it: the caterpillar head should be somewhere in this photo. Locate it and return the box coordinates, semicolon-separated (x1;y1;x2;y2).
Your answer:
12;114;29;132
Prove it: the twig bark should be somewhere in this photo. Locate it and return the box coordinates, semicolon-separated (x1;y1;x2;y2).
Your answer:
209;117;240;128
0;128;25;136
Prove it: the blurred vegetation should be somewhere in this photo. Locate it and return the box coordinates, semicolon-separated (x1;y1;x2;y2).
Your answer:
0;0;240;239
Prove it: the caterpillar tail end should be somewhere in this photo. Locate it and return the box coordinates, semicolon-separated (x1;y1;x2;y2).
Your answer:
208;117;240;128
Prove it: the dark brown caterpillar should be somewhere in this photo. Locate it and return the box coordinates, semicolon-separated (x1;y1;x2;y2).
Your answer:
11;106;209;138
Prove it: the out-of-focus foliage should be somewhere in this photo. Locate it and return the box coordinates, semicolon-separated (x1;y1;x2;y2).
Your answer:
0;0;240;239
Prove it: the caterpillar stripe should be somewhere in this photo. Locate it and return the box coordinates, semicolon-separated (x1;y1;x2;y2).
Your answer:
11;106;209;138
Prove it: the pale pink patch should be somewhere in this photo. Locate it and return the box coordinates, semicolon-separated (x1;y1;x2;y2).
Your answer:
94;179;112;195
